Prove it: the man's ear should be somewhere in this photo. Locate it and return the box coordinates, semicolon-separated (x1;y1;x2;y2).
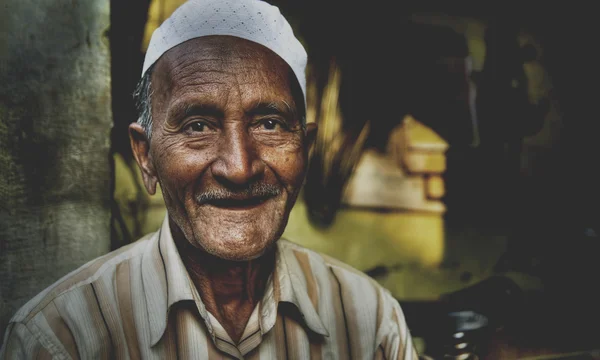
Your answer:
305;122;318;152
129;123;158;195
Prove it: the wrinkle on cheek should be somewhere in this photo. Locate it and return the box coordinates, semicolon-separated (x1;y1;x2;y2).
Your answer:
158;139;182;154
260;146;304;165
153;140;210;202
152;127;177;150
253;131;303;150
262;151;305;195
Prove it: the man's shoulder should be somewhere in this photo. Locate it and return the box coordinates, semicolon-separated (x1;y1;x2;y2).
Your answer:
8;232;156;325
279;239;407;346
279;239;392;297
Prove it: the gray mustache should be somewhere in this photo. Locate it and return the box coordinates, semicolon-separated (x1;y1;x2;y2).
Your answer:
195;183;282;204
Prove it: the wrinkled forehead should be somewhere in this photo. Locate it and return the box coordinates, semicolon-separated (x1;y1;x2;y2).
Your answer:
145;36;307;127
152;36;298;105
159;36;289;77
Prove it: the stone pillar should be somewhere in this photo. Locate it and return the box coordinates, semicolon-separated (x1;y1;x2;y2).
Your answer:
0;0;112;338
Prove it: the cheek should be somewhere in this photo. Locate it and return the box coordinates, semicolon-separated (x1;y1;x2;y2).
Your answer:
154;142;214;188
261;146;306;187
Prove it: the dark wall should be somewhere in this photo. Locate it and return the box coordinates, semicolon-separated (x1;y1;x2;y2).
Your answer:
0;0;112;339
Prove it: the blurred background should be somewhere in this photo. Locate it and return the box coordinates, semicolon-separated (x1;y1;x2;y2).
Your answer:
1;0;599;358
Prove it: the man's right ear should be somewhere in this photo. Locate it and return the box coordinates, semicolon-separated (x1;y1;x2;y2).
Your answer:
129;123;158;195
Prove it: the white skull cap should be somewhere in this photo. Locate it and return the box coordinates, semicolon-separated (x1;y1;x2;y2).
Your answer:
142;0;308;106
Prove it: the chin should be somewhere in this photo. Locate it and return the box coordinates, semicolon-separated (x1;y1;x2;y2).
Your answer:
193;225;282;261
185;197;291;261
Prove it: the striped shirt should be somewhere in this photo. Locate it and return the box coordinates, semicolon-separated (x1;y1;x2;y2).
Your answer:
1;215;418;359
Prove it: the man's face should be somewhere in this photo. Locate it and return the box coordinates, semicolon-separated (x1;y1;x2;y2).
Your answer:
130;36;315;261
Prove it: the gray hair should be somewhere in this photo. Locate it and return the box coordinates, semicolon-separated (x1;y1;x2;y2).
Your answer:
133;64;306;139
133;65;154;140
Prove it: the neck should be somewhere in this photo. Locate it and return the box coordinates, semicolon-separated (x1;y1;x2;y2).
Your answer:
170;219;275;343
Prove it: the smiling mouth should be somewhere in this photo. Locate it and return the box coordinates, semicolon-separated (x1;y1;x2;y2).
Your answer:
206;196;272;210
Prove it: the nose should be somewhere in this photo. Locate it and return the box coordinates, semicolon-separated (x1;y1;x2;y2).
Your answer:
211;124;265;187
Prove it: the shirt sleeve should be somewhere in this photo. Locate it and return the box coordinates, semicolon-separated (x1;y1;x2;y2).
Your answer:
375;291;420;360
0;322;55;360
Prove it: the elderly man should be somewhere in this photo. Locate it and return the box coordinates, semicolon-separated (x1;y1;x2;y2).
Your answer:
1;0;417;359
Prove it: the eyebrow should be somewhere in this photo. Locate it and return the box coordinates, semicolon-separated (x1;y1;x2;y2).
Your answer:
167;100;298;124
168;102;224;124
248;101;297;120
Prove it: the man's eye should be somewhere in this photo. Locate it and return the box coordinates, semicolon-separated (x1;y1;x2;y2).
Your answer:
260;119;282;130
188;121;207;132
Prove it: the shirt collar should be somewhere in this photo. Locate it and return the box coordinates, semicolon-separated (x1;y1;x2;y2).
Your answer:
259;239;329;337
142;215;205;346
141;214;329;347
